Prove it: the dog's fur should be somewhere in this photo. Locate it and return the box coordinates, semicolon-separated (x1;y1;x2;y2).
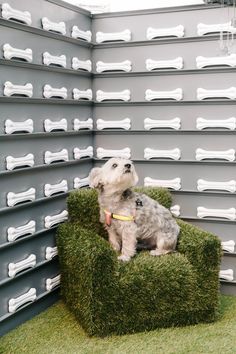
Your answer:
89;158;179;261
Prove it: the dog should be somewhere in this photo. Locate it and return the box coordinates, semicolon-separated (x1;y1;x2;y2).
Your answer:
89;157;179;262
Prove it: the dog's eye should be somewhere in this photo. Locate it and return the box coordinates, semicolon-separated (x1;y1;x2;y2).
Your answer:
112;163;118;168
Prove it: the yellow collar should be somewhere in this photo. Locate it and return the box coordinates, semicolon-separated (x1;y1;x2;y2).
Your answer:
104;209;135;226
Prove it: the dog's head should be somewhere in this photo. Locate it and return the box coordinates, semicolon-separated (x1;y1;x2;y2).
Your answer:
89;157;139;193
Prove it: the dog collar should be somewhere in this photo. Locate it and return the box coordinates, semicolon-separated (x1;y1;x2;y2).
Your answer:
103;209;135;226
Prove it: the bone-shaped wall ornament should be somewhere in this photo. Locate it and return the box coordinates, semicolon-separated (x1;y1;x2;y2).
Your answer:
46;274;61;291
3;43;33;62
221;240;235;253
73;118;93;131
8;288;36;313
44;179;68;197
96;29;131;43
74;176;90;189
72;58;92;72
73;146;93;159
41;17;66;35
45;246;58;260
197;206;236;220
7;220;36;242
144;117;181;130
219;269;234;281
197;179;236;193
146;57;184;71
196;117;236;130
197;87;236;100
195;148;235;161
97;147;131;159
196;54;236;69
96;60;132;73
8;254;36;278
44;149;69;164
147;25;185;40
4;81;33;97
2;3;32;25
45;210;68;229
170;205;181;217
197;21;236;36
71;26;92;42
97;118;131;130
96;89;131;102
7;187;36;207
44;118;68;132
43;52;67;68
144;148;181;160
43;85;67;99
6;153;34;170
5;119;34;134
144;177;181;190
145;88;183;101
73;88;93;101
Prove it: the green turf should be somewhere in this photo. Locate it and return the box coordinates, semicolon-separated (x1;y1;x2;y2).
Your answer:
1;295;236;354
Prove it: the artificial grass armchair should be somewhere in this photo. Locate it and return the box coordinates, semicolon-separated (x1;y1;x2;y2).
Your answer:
56;187;222;337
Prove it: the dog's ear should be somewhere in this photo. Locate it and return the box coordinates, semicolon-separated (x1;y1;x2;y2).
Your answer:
89;167;103;189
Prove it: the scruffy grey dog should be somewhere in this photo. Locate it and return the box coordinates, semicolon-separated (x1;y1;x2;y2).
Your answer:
89;157;179;262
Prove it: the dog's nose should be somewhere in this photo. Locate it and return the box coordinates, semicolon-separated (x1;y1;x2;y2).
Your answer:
125;163;131;169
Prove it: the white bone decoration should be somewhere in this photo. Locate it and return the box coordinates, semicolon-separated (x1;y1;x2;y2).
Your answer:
96;29;131;43
72;58;92;72
43;85;67;99
196;54;236;69
195;148;235;162
197;179;236;193
144;148;181;160
6;153;34;170
96;89;131;102
74;176;90;189
3;43;33;62
46;274;61;291
196;117;236;130
97;118;131;130
43;52;67;68
97;147;131;159
41;17;66;35
7;188;36;207
74;118;93;131
44;179;68;197
197;21;236;36
197;207;236;220
45;246;58;260
45;210;68;229
2;3;32;26
170;205;181;217
144;117;181;130
197;87;236;100
146;57;184;71
4;81;33;97
145;88;183;101
7;220;36;242
8;288;37;313
73;146;93;159
44;149;69;165
5;119;34;134
221;240;235;253
96;60;132;73
73;88;93;101
8;254;36;278
219;269;234;281
147;25;185;40
71;26;92;42
44;118;68;132
144;177;181;190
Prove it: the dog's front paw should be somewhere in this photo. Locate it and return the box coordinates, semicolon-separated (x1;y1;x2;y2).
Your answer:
118;254;131;262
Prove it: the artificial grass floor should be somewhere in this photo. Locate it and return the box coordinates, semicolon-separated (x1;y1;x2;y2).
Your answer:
1;296;236;354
